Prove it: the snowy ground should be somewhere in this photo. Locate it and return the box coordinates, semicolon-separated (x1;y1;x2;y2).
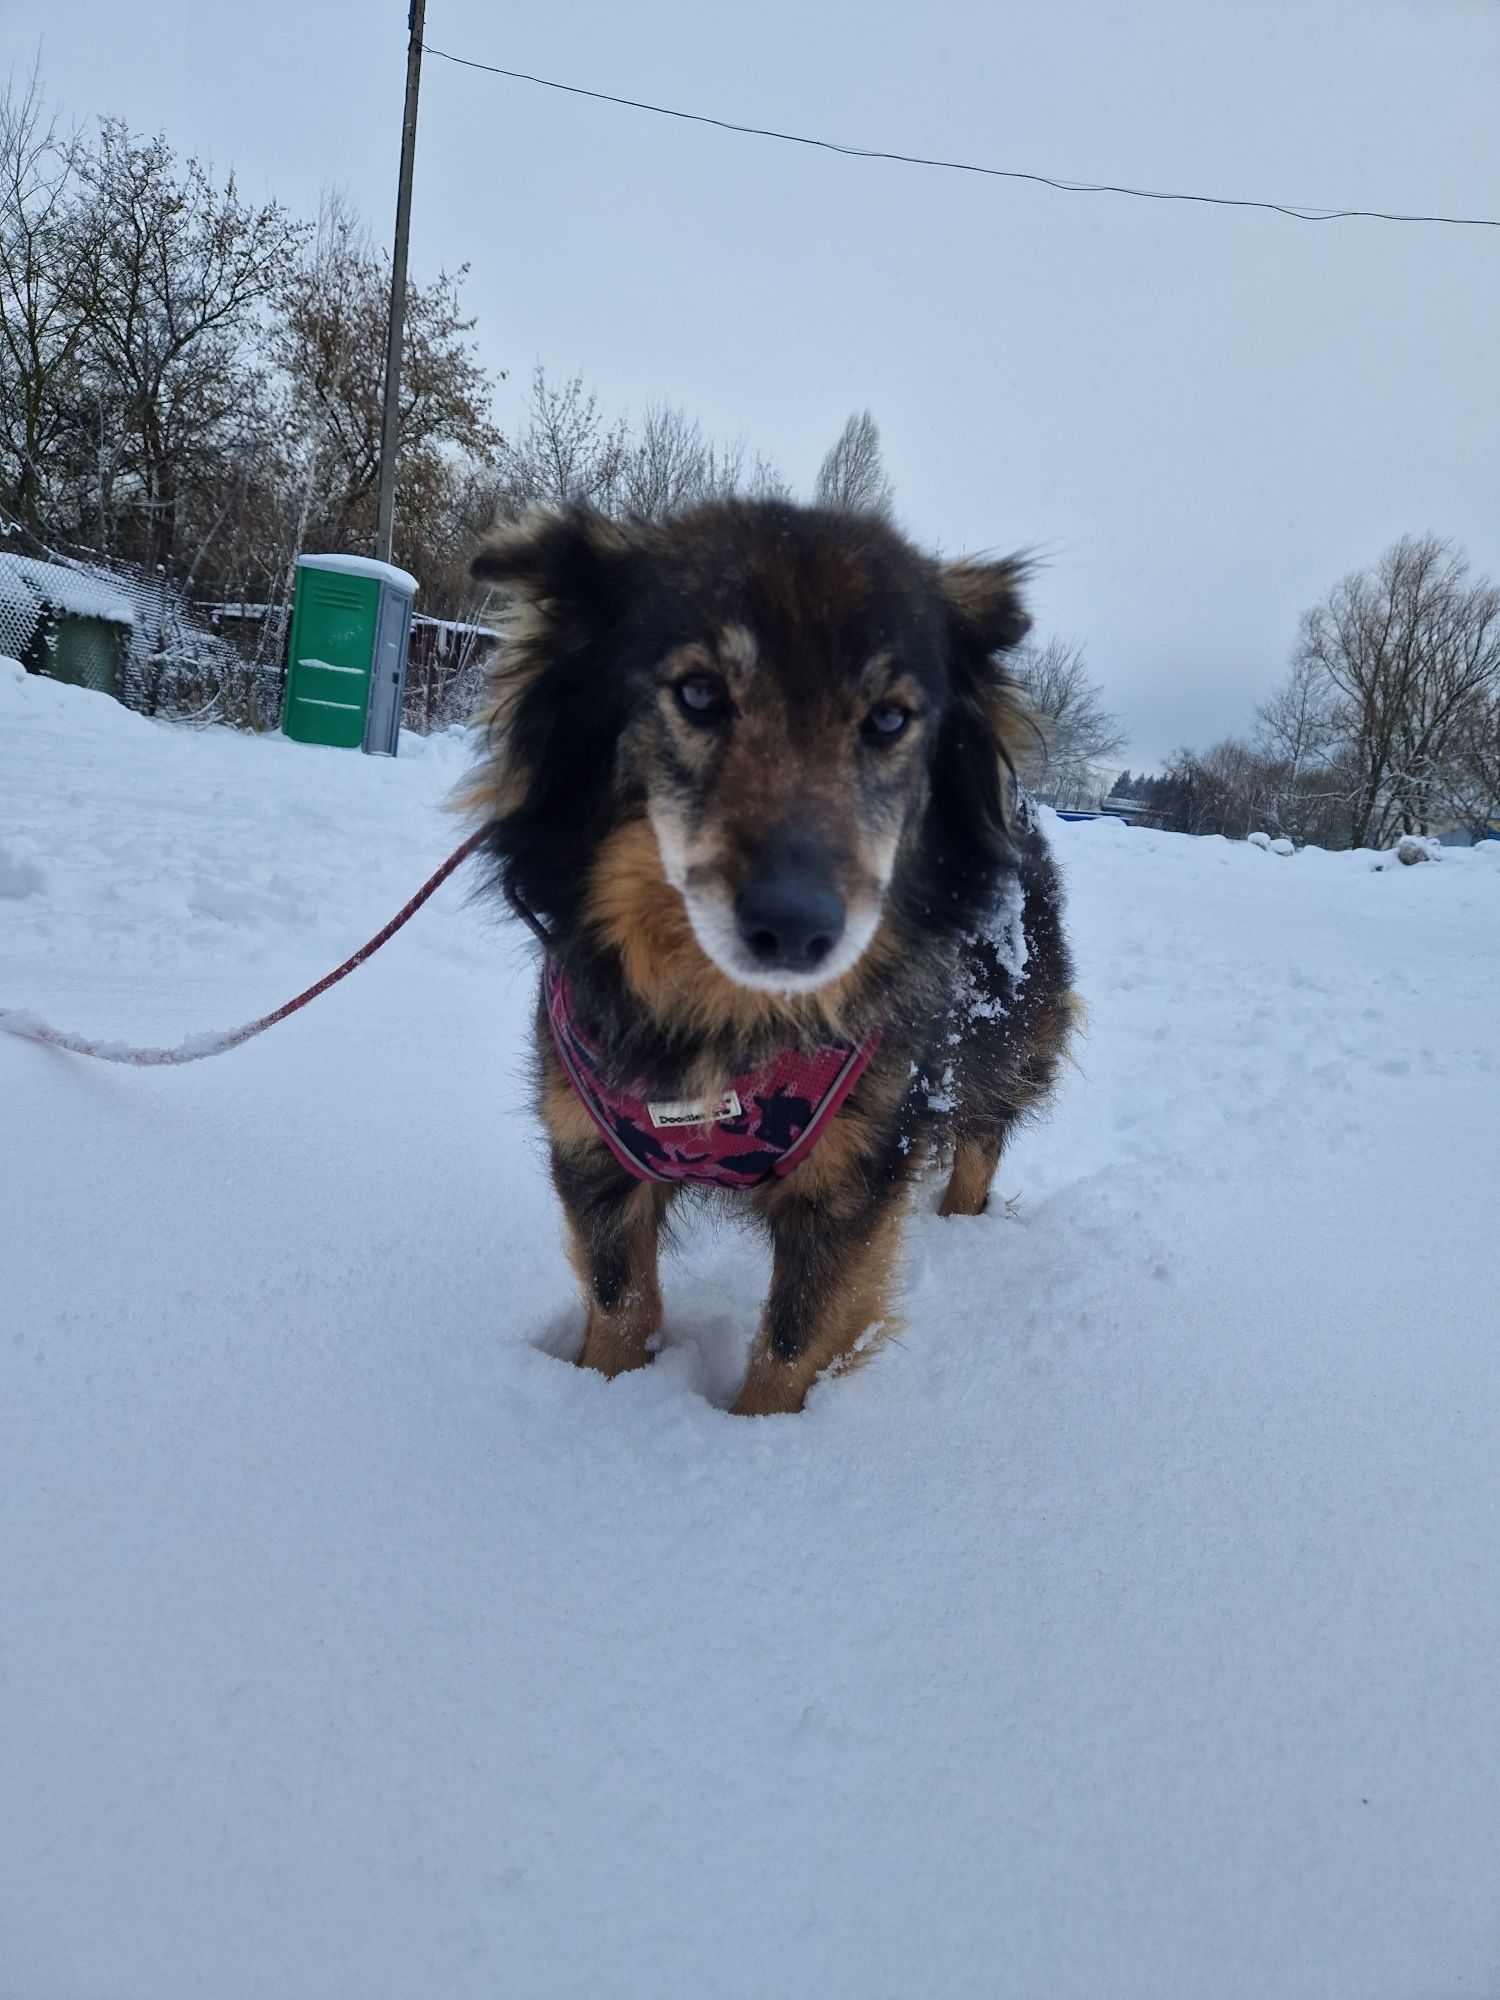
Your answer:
4;658;1499;1999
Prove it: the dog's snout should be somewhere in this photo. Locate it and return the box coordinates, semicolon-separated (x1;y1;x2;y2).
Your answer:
734;837;846;974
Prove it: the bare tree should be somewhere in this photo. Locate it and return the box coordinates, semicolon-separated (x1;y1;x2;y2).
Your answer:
1291;535;1500;845
615;402;751;518
0;69;101;527
7;66;831;676
1254;649;1339;776
1249;651;1356;845
64;119;306;569
814;409;894;517
488;366;788;527
1430;684;1500;839
743;451;792;503
270;194;501;599
1386;549;1500;836
1011;637;1127;809
1154;541;1500;850
489;365;629;516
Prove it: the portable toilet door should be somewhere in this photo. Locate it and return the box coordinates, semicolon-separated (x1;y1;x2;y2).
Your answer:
282;555;417;754
363;568;417;756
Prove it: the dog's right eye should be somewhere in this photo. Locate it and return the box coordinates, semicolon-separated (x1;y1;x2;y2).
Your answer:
673;674;731;723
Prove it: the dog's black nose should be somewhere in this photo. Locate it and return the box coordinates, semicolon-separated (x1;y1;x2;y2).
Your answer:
734;842;846;973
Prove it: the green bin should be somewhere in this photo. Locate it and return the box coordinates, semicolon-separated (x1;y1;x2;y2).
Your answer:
282;554;417;754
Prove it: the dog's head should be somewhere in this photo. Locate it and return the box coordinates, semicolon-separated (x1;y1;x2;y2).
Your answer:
465;500;1031;1003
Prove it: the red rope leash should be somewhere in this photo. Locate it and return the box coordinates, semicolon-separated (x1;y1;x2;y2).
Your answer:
0;828;487;1068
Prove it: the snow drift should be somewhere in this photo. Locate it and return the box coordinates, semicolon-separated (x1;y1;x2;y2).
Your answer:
3;660;1498;1998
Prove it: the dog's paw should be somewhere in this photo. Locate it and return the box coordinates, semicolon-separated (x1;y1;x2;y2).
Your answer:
577;1327;659;1379
729;1364;809;1417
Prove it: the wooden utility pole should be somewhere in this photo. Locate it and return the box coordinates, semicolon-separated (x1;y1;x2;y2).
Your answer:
374;0;426;566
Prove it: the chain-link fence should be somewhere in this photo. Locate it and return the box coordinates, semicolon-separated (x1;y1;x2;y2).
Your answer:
1;523;284;729
2;519;498;738
403;615;494;735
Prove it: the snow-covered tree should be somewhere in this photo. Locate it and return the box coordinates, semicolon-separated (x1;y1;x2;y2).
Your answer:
814;409;893;518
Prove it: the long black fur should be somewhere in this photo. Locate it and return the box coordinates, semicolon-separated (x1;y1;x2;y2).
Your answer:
467;497;1074;1164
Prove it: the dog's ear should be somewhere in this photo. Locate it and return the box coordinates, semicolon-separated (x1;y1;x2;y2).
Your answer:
460;507;645;933
927;555;1036;893
470;505;635;636
938;557;1033;659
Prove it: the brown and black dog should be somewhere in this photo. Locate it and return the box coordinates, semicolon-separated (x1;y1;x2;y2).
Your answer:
463;500;1075;1414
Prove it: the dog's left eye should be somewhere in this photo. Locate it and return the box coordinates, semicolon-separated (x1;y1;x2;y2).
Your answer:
674;674;731;723
862;701;912;742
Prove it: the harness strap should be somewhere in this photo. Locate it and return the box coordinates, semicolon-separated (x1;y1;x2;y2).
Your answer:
544;960;881;1189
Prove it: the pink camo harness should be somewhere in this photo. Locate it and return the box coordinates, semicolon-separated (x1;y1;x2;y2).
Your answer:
544;961;881;1190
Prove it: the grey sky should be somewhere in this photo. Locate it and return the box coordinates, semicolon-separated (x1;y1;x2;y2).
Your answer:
14;0;1500;768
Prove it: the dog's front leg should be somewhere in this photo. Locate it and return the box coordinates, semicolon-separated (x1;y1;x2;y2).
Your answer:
732;1186;906;1416
542;1042;673;1378
551;1144;672;1379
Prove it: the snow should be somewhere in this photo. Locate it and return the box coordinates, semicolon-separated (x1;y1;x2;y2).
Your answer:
0;550;136;633
298;551;419;596
413;613;492;638
0;836;47;900
1393;834;1439;866
3;659;1499;2000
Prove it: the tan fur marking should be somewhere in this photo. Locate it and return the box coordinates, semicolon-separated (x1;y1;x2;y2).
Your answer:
540;1050;607;1154
732;1197;907;1417
452;509;636;825
447;591;551;822
1064;989;1089;1055
1027;981;1084;1088
540;1043;670;1378
938;1136;1002;1218
717;623;758;678
568;1179;668;1379
857;648;895;696
584;819;894;1051
656;641;714;685
938;556;1028;630
985;684;1039;801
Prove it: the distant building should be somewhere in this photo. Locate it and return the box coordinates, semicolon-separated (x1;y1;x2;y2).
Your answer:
0;552;135;696
1099;796;1152;824
1053;797;1151;826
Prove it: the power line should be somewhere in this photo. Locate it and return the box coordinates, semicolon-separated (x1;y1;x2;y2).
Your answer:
423;43;1500;232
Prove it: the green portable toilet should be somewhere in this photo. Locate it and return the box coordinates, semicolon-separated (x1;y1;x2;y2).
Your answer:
282;554;417;755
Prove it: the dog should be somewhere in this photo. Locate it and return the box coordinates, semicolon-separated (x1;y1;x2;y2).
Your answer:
463;500;1076;1414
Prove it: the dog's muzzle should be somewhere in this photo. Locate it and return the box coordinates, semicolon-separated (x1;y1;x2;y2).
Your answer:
732;831;846;975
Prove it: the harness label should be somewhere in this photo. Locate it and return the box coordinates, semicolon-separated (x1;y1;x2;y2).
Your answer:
647;1090;743;1129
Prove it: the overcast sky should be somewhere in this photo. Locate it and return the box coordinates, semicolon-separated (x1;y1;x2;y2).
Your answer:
14;0;1500;767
